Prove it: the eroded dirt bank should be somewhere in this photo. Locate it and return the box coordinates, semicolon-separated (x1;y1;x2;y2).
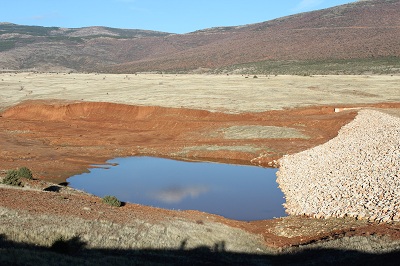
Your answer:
0;100;346;181
2;100;399;183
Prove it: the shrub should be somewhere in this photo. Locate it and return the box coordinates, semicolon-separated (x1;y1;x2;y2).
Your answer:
51;235;86;255
102;195;122;207
18;167;33;179
3;170;22;187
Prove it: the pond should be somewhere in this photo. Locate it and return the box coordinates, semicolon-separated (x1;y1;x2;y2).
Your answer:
67;156;286;221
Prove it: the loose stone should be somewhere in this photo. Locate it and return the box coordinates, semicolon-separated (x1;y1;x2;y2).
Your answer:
277;110;400;223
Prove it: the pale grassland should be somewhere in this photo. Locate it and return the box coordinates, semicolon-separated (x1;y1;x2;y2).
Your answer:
0;73;399;113
174;145;273;157
220;126;309;139
2;205;400;265
0;206;268;253
174;125;307;156
2;202;400;253
380;108;400;118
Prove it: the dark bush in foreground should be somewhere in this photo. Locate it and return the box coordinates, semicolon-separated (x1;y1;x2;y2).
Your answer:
102;195;122;207
3;170;22;187
51;235;87;255
18;166;33;179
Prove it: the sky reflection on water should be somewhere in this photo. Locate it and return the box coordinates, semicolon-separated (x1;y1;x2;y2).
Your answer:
67;156;286;221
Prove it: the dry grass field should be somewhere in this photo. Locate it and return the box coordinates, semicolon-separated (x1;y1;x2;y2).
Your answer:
1;73;399;113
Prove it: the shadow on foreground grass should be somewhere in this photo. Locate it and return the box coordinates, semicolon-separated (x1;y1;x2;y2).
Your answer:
1;234;400;265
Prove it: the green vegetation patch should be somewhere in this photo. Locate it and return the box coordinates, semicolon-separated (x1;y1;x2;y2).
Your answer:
0;40;15;52
17;167;33;180
102;195;122;207
213;57;400;75
181;145;265;153
2;167;34;187
2;170;22;187
0;24;59;36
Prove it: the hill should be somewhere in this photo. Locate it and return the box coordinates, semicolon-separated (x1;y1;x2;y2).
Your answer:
1;0;399;74
0;23;172;72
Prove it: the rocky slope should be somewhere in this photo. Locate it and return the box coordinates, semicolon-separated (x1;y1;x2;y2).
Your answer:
277;109;400;223
1;0;399;73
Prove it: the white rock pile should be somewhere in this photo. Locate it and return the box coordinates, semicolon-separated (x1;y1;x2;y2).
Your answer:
277;110;400;223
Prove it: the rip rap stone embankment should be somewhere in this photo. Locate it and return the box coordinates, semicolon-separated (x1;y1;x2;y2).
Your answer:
277;109;400;223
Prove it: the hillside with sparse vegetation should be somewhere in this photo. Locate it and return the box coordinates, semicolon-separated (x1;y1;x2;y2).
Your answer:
1;0;399;74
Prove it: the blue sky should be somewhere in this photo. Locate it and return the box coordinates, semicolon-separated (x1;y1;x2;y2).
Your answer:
1;0;357;33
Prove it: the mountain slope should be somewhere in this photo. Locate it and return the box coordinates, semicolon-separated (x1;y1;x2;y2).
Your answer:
110;0;400;73
0;23;173;71
0;0;399;73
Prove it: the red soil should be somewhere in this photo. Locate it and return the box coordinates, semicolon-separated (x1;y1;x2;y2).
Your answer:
0;100;363;182
2;100;400;182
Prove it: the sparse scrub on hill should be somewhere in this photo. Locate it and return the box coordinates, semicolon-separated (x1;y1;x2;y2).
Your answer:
212;57;400;76
1;167;34;187
17;167;33;180
0;40;15;52
102;195;122;207
3;170;22;187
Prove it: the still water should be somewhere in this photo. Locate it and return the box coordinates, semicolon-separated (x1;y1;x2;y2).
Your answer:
67;157;286;221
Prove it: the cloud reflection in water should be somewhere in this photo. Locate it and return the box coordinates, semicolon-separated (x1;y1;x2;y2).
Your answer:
67;156;286;220
151;185;209;204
